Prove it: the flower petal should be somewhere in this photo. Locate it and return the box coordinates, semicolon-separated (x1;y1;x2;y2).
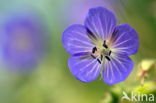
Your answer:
62;24;94;56
84;7;116;40
102;55;134;85
68;56;101;82
111;23;139;55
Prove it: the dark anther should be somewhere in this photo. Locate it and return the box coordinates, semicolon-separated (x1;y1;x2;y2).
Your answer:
92;47;97;53
97;59;101;64
104;40;106;44
100;55;103;61
108;51;112;56
103;40;108;48
91;54;96;59
105;56;111;61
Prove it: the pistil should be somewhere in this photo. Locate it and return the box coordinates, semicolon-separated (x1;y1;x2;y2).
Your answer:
91;40;112;63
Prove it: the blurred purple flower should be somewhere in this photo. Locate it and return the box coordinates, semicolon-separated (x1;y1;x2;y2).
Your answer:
62;7;139;85
1;11;48;72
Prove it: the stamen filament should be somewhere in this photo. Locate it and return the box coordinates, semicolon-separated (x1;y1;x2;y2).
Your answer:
109;51;112;56
97;59;101;64
105;56;111;61
103;40;108;48
92;47;97;53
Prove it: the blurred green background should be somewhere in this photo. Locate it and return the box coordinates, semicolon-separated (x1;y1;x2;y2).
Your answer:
0;0;156;103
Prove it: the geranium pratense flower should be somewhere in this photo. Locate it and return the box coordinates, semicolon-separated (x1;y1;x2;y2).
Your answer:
1;11;48;72
62;7;139;85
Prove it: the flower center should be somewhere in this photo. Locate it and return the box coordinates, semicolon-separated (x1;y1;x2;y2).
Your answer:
91;40;112;64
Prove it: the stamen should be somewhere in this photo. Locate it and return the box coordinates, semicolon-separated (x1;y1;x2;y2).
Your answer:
91;54;96;59
105;56;111;61
104;40;106;44
103;40;108;48
92;47;97;53
100;55;103;61
108;51;112;56
97;59;101;64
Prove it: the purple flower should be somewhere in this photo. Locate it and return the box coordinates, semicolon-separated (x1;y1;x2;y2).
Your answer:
1;11;48;72
62;7;139;85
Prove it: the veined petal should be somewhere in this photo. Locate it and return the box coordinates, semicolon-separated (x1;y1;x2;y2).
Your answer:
62;24;94;56
111;23;139;55
102;55;134;85
84;7;116;40
68;56;101;82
